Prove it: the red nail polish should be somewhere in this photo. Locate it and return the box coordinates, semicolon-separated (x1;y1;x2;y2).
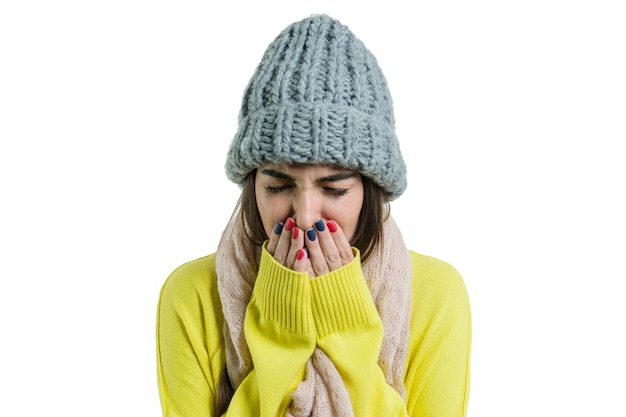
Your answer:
285;217;294;231
296;248;305;260
292;227;299;239
327;220;338;233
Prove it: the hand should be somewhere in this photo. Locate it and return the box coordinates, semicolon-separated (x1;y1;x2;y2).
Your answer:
304;219;354;277
266;217;308;273
266;217;354;277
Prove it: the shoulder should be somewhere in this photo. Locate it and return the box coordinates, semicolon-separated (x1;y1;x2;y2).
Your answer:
409;251;467;293
162;254;216;287
157;254;226;400
161;254;217;293
408;250;470;316
158;254;222;319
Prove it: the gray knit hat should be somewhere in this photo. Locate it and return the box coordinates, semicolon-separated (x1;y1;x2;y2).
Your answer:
225;14;407;200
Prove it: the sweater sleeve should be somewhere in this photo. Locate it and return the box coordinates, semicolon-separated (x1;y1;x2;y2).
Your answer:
225;245;316;416
156;255;224;417
404;252;472;417
310;250;409;416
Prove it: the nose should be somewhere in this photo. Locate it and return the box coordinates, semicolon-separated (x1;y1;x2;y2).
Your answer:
292;189;319;231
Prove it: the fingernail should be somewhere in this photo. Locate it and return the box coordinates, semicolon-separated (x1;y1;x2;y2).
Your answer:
306;228;316;241
292;227;299;239
327;220;338;233
315;219;326;232
296;248;306;261
273;222;283;234
285;217;295;231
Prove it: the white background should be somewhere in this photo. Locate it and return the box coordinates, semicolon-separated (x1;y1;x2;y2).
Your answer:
1;1;624;416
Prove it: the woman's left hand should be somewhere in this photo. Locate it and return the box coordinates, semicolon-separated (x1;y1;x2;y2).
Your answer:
303;219;353;277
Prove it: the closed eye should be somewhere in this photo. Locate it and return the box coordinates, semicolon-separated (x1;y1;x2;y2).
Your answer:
265;184;292;193
324;187;349;196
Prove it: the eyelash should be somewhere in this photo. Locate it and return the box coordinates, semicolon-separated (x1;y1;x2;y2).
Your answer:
324;187;349;196
265;185;289;193
265;185;349;196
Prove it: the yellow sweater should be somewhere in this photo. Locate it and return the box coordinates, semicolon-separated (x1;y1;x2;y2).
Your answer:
157;249;471;416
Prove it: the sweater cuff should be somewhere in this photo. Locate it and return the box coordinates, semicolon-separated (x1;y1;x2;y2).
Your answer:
309;249;380;339
251;244;313;334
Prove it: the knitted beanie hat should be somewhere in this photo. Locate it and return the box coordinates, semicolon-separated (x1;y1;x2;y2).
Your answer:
225;14;407;200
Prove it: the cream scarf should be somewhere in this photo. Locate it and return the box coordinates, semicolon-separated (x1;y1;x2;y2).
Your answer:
216;209;412;416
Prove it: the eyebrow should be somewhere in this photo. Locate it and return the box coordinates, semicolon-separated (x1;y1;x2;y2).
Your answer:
260;169;357;183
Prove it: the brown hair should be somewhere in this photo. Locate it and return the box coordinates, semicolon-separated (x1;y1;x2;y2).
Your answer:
215;168;389;414
214;366;234;415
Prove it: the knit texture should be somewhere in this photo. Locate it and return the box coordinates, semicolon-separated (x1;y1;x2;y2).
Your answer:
157;249;473;416
215;209;413;415
225;14;407;200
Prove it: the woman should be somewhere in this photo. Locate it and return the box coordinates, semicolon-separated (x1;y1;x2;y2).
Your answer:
157;14;471;416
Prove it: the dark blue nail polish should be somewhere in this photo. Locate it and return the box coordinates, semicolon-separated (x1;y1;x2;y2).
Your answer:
307;228;317;241
315;219;326;232
273;222;283;234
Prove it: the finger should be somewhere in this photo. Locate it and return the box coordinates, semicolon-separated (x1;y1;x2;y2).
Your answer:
314;219;343;271
285;225;305;269
304;255;315;278
273;217;295;264
327;220;354;265
305;226;329;276
292;248;308;273
265;221;283;255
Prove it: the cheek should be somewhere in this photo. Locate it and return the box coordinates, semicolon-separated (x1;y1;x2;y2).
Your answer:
255;192;290;237
329;192;363;241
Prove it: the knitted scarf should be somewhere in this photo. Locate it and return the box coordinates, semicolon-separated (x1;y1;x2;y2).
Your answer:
216;209;412;416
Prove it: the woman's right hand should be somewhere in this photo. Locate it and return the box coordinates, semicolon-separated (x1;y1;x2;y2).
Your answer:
266;217;309;274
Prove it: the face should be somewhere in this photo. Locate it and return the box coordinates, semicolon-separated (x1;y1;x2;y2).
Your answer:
255;163;364;241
